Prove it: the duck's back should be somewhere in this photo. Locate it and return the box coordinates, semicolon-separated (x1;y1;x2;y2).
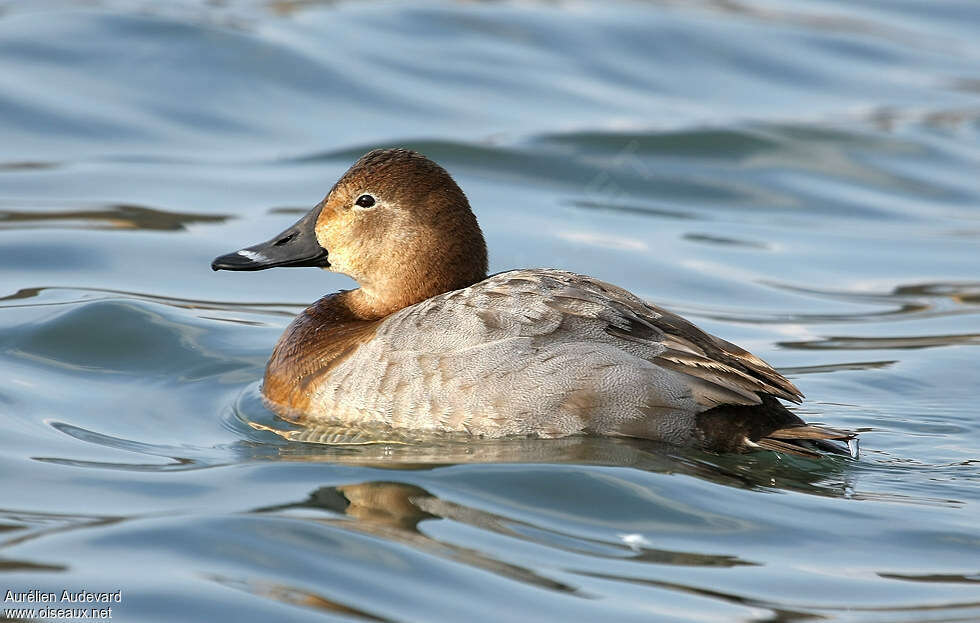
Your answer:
264;269;803;444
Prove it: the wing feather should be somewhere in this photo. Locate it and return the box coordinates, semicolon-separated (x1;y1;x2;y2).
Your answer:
535;271;802;406
393;269;802;410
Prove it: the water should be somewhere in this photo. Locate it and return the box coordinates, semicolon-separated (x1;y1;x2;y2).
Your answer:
1;1;979;621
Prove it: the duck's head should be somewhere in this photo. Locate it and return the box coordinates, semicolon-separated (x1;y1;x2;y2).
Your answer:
212;148;488;317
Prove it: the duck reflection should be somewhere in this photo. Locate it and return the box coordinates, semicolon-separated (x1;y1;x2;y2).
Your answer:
255;479;753;590
254;481;579;594
207;574;391;623
255;432;857;498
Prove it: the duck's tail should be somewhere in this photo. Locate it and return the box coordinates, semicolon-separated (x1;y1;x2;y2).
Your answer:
752;424;859;459
695;395;859;459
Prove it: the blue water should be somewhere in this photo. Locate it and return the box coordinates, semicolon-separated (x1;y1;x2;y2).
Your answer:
1;1;979;621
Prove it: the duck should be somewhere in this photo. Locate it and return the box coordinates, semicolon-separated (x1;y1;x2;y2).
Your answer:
212;148;857;458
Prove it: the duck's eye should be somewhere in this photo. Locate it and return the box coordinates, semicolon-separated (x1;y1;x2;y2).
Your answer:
355;194;376;208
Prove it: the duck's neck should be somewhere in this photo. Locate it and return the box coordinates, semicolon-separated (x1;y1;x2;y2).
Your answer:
346;266;486;320
345;239;488;320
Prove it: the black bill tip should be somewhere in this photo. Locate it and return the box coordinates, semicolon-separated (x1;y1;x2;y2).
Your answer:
210;246;329;271
211;251;262;271
211;202;329;272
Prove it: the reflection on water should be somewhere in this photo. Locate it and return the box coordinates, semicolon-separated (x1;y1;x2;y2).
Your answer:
258;482;582;594
0;161;59;171
250;479;754;595
781;360;897;375
36;421;204;472
1;0;979;621
568;199;698;221
780;333;980;351
685;280;980;326
0;286;300;316
0;203;228;231
207;574;392;622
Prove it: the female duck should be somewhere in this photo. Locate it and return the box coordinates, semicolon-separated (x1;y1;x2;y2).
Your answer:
213;148;856;457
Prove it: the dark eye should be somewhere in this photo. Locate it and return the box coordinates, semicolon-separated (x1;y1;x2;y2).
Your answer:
355;194;375;208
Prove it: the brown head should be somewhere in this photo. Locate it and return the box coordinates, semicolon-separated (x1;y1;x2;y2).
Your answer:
212;149;489;318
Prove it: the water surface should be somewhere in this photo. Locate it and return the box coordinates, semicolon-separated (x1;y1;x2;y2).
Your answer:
1;1;979;621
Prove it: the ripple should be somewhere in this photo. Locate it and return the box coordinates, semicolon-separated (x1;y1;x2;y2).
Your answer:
780;333;980;351
878;572;980;585
0;285;300;317
0;160;59;170
0;558;68;572
206;574;394;622
682;233;771;249
681;280;980;326
0;202;229;231
36;421;224;472
1;299;215;374
567;199;698;220
536;127;783;160
782;360;898;375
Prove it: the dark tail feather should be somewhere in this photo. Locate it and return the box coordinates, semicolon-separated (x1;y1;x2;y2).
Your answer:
767;425;851;440
754;437;822;458
760;425;859;459
695;396;859;458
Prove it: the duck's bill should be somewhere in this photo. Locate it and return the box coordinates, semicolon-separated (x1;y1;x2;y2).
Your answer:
211;204;329;271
